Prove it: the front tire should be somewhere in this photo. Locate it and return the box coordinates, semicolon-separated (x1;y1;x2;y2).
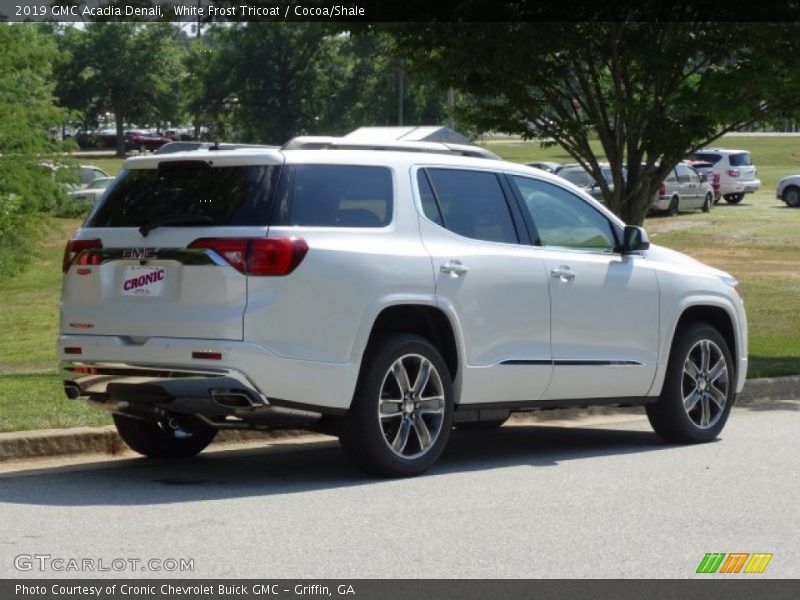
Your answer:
783;186;800;207
646;323;734;444
339;334;454;477
113;413;217;459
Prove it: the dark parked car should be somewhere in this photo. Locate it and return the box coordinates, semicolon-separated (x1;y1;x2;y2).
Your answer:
555;163;626;204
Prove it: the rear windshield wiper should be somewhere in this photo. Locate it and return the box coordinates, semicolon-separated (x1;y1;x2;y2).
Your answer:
139;214;214;237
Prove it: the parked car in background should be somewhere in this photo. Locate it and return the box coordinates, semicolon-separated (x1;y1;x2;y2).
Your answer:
685;160;721;203
688;148;760;204
68;176;115;206
525;161;560;173
555;163;625;203
776;175;800;207
125;131;172;152
651;163;714;215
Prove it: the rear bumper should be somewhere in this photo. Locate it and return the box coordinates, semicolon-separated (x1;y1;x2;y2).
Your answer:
58;335;357;422
720;178;760;195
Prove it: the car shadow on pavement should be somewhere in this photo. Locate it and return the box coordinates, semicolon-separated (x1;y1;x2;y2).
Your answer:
0;423;677;507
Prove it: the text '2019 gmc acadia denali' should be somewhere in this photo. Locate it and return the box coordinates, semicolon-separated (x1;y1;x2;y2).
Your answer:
59;140;748;476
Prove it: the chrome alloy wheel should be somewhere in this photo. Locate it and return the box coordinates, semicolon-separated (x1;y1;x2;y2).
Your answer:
377;353;446;459
682;339;729;429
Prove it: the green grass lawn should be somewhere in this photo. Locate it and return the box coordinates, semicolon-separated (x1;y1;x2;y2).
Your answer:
0;139;797;433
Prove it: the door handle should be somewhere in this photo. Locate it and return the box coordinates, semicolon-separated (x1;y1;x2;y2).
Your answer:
550;266;576;282
441;260;469;277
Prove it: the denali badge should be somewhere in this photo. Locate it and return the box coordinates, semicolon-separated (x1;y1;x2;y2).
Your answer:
122;248;157;260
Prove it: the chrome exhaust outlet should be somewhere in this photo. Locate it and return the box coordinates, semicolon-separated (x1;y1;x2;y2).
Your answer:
211;389;264;409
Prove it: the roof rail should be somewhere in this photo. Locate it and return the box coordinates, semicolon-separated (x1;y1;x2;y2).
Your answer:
282;136;500;160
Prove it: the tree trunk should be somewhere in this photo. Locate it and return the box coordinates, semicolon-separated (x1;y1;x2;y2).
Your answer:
115;114;125;158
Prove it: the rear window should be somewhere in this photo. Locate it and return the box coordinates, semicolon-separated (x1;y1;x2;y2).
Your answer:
690;153;722;165
87;163;280;228
276;165;393;227
729;153;752;167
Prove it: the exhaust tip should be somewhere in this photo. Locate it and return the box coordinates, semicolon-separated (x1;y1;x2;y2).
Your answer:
211;389;263;409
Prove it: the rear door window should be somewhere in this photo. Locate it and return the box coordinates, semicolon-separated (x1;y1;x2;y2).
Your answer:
275;165;393;227
87;163;280;228
424;168;519;244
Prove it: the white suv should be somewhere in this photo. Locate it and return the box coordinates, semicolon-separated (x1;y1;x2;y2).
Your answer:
689;148;760;204
59;140;748;476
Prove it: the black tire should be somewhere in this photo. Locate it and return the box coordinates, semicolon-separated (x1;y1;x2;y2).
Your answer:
724;193;744;205
455;417;509;432
667;196;679;216
113;413;217;459
339;334;454;477
702;193;712;213
646;323;735;444
782;186;800;208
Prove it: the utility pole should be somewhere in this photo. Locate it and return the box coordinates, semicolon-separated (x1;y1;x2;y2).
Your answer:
447;88;455;129
397;61;404;126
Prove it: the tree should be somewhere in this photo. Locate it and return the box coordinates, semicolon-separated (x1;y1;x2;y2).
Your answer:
382;21;800;224
0;24;71;276
55;22;185;156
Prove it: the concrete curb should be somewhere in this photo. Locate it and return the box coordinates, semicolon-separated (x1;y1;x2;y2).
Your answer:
1;376;798;462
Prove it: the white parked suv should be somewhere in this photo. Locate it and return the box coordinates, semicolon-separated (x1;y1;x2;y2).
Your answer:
688;148;760;204
59;139;748;476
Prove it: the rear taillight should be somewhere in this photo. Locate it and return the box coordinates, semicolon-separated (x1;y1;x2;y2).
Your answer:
189;237;308;276
63;239;102;273
726;169;740;177
658;182;666;196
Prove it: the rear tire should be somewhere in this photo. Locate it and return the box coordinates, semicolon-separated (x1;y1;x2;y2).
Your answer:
702;193;712;213
339;334;454;477
646;323;734;444
113;413;217;459
724;193;744;204
667;196;679;216
783;186;800;207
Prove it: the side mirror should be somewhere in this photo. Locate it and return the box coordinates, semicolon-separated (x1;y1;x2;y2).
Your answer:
621;225;650;254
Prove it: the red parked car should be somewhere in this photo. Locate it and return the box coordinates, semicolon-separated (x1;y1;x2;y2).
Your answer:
125;131;172;152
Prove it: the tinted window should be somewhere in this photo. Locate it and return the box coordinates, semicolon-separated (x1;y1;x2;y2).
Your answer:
286;165;392;227
511;176;616;250
690;152;722;165
426;168;518;244
88;164;280;228
729;153;751;167
417;170;443;226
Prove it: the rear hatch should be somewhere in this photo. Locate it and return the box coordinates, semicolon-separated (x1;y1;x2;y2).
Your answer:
61;152;283;341
729;152;757;181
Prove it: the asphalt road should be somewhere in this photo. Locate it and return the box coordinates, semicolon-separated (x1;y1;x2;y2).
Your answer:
0;401;797;579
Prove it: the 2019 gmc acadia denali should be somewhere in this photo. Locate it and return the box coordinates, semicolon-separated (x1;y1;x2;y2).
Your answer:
59;140;748;476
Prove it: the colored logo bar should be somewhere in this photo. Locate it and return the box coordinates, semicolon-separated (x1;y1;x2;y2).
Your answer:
696;553;773;574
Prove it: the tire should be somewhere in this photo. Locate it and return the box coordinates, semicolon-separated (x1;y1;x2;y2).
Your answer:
702;193;712;213
338;334;454;477
667;196;679;216
113;413;217;459
724;193;743;205
454;416;509;432
646;323;735;444
782;186;800;208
